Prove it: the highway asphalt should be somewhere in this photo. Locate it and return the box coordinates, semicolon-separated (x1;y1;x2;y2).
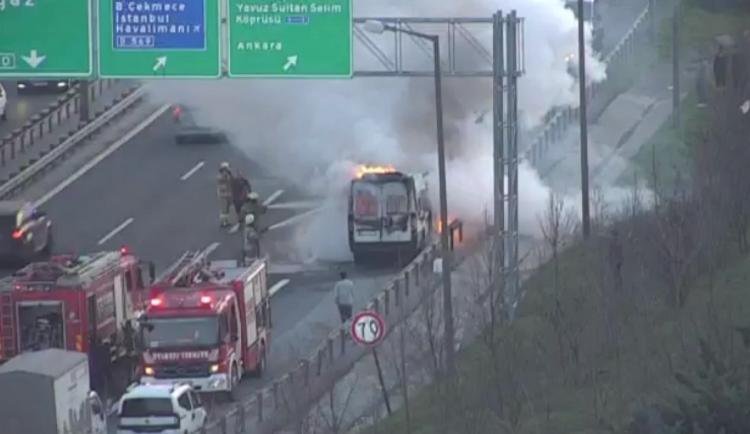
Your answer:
17;107;399;425
0;80;68;137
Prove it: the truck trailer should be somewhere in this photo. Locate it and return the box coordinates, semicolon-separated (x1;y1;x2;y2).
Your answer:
0;348;107;434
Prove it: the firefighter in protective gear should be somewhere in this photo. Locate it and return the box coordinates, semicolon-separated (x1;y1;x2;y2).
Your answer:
240;191;266;226
242;213;261;263
217;162;233;227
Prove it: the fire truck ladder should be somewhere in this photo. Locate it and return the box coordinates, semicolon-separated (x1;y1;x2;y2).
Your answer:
159;243;218;287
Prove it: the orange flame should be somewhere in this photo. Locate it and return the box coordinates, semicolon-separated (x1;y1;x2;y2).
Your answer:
435;217;459;234
355;164;396;179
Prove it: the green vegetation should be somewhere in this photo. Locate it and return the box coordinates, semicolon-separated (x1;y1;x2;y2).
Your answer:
619;0;750;191
616;90;708;191
659;0;750;59
364;236;750;434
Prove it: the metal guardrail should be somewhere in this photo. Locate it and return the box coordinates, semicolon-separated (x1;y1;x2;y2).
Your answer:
0;84;145;199
199;224;465;434
0;80;119;167
524;4;652;166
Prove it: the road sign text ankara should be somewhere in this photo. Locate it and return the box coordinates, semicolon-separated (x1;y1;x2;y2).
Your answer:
98;0;220;78
0;0;92;77
228;0;352;77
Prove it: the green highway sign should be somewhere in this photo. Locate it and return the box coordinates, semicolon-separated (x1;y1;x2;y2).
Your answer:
228;0;352;77
98;0;220;78
0;0;92;77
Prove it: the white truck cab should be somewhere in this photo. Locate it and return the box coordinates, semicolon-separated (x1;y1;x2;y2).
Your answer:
117;383;207;434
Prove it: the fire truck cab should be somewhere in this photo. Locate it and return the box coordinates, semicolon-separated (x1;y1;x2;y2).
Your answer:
138;247;271;400
348;165;433;264
0;248;155;363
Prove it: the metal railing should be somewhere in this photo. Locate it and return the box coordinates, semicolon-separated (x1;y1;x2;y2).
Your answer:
199;226;465;434
0;84;145;199
0;80;121;167
524;4;652;166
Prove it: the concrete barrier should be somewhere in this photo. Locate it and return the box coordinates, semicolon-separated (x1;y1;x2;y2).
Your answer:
0;79;125;169
0;84;145;199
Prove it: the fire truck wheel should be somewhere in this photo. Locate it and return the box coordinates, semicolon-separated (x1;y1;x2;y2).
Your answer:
227;364;240;402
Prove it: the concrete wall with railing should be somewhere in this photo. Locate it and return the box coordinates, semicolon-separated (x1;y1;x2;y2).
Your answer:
0;80;125;168
524;4;653;166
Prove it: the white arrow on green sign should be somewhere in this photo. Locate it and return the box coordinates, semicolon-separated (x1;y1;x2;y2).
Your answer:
0;0;92;77
228;0;352;78
98;0;221;78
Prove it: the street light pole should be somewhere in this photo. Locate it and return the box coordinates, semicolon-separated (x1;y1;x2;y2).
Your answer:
363;21;455;375
577;0;591;239
430;35;456;376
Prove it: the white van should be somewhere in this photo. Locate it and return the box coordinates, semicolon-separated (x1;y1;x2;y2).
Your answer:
117;383;207;434
348;168;432;263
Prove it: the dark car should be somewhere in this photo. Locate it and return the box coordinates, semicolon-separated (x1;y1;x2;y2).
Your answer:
0;201;53;264
173;105;227;145
175;126;228;145
16;79;77;95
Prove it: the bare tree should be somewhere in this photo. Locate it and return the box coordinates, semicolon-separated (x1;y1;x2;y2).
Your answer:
537;192;577;294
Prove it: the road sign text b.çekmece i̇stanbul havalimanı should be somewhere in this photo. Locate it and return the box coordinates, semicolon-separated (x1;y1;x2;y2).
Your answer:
0;0;92;77
228;0;352;77
98;0;220;78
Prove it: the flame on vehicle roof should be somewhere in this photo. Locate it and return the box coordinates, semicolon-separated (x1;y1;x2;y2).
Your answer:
354;164;397;179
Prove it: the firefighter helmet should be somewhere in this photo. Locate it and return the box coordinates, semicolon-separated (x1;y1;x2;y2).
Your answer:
248;192;259;201
220;162;230;170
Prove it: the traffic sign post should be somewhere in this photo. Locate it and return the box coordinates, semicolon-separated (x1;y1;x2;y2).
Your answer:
351;310;392;414
351;310;385;347
98;0;221;78
228;0;352;77
0;0;92;77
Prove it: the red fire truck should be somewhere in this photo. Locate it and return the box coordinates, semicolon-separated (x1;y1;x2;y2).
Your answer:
137;246;271;399
0;248;155;363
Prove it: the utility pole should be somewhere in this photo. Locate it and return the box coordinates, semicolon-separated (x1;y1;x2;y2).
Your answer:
672;1;681;128
433;36;456;377
577;0;590;238
78;81;91;123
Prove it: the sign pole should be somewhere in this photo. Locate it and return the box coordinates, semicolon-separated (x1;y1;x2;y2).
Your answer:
350;310;390;415
371;347;392;415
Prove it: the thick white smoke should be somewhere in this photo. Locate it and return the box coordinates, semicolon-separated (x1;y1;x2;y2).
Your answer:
147;0;608;262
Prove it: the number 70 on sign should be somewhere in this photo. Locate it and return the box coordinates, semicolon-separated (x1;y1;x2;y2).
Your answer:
351;310;386;347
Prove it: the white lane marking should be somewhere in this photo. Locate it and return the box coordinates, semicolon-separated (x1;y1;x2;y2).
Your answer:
180;161;205;181
229;223;240;233
267;200;318;210
268;278;290;297
97;217;134;245
35;103;172;207
266;207;323;232
262;189;284;207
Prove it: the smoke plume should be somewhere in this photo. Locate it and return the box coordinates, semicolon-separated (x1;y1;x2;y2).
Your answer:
147;0;608;262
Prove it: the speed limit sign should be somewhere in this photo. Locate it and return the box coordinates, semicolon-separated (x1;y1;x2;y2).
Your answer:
351;310;386;347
